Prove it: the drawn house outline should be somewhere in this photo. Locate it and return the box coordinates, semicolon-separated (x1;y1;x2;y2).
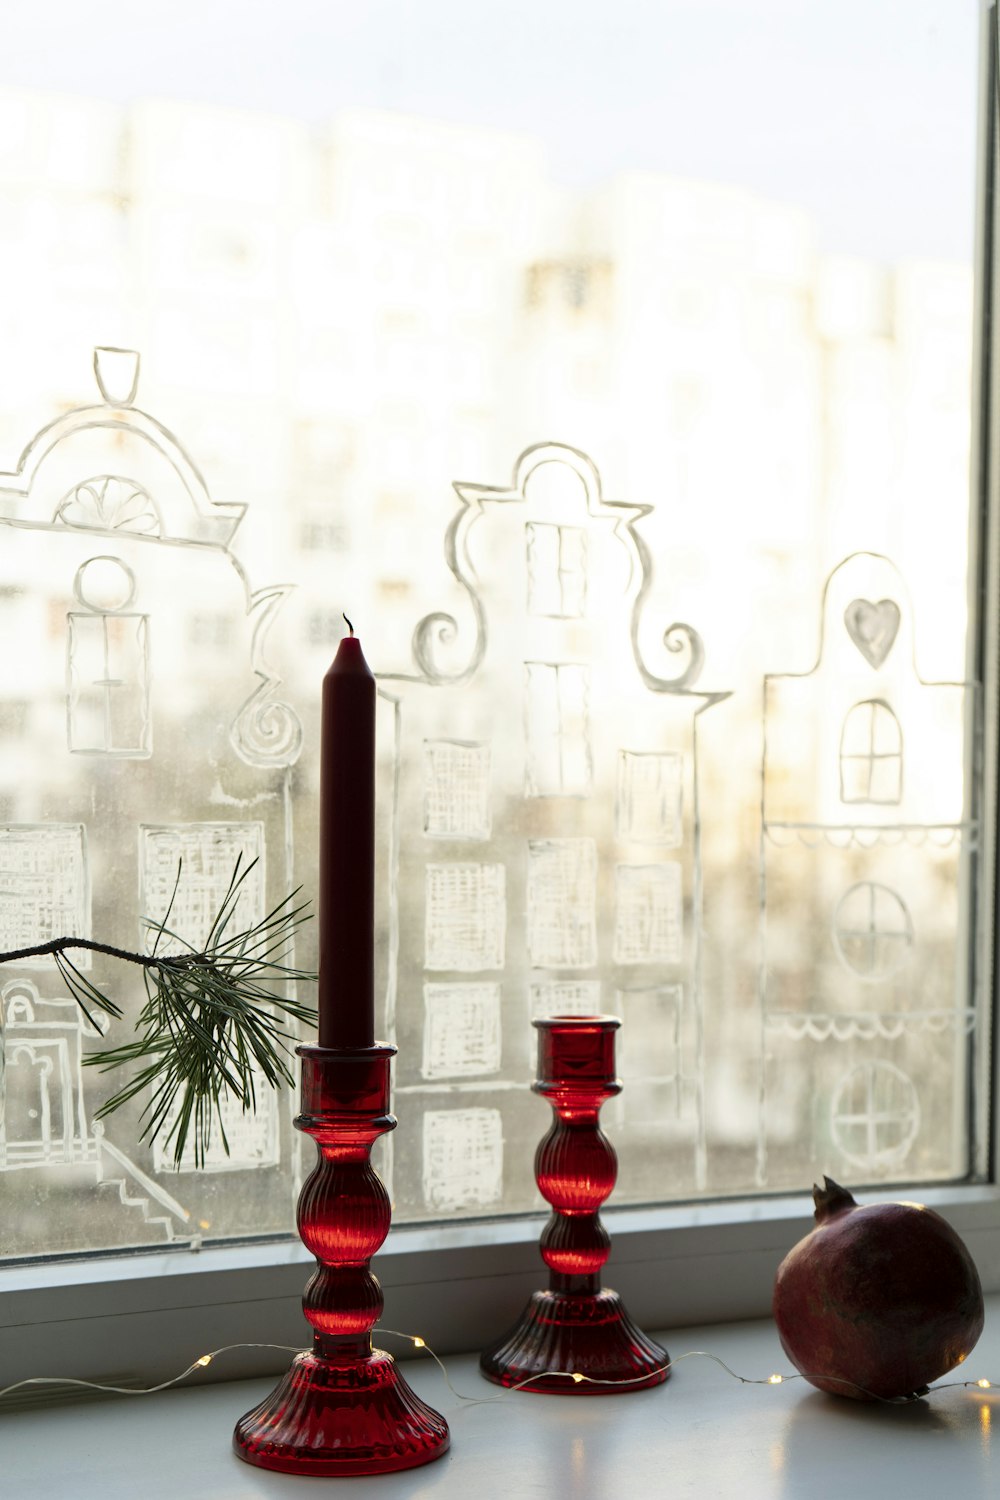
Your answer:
757;550;978;1187
0;347;303;1250
378;442;730;1212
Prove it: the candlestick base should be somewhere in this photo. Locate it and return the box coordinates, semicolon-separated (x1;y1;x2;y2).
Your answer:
233;1044;449;1476
233;1347;450;1476
480;1287;669;1393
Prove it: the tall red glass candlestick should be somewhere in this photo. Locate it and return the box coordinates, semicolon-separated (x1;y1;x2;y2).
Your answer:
318;620;375;1049
480;1016;669;1393
234;624;449;1476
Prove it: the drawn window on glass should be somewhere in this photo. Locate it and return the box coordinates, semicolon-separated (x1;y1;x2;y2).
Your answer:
66;556;151;758
524;661;591;796
424;863;506;972
839;698;903;805
832;881;914;982
421;981;502;1079
55;475;161;536
529;979;602;1020
614;863;683;965
616;751;683;845
830;1060;920;1173
525;522;588;618
526;838;598;969
422;1106;504;1212
423;740;491;840
139;823;266;955
0;825;90;969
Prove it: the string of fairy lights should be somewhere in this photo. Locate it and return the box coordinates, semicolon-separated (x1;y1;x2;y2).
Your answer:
0;1328;996;1410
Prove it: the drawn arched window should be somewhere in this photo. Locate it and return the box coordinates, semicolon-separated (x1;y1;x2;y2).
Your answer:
839;698;902;805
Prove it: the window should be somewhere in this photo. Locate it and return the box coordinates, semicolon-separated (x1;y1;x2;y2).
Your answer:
839;699;903;804
0;0;994;1388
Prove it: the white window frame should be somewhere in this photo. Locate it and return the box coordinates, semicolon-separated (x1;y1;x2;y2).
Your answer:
2;3;1000;1391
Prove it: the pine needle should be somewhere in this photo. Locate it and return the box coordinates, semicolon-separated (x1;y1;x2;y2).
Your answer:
79;855;317;1167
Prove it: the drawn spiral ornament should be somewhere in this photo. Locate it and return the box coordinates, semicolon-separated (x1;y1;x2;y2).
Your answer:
653;621;705;691
230;690;303;768
411;604;484;685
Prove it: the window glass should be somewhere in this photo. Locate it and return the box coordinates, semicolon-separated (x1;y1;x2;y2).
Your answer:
0;1;982;1256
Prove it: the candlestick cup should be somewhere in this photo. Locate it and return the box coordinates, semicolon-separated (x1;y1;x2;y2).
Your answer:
480;1016;669;1393
233;1044;450;1475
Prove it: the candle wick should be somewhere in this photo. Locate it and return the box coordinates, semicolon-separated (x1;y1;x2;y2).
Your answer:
343;613;354;637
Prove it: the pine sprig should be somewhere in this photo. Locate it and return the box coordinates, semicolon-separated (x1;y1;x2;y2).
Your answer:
86;856;316;1167
0;857;316;1168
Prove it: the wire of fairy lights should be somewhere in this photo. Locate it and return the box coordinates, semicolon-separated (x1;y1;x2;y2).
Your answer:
0;1330;996;1410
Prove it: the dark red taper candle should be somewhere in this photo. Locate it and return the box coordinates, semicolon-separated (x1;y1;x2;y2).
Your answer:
318;623;376;1049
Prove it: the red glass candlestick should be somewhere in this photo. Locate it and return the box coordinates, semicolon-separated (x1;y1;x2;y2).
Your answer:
234;1045;450;1475
480;1016;669;1394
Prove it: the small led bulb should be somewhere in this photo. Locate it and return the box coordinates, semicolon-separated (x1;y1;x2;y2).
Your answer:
412;1337;426;1349
196;1355;213;1368
768;1374;783;1385
977;1379;992;1389
571;1373;585;1384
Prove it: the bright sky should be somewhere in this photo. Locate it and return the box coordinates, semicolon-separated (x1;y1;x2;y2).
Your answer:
0;0;981;263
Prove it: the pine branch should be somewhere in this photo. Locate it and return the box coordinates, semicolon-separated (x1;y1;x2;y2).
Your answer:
0;856;317;1167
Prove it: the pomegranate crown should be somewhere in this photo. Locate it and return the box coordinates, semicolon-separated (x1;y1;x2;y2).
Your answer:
812;1176;858;1223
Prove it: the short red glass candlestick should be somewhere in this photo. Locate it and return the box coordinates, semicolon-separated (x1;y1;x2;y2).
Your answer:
480;1016;669;1394
233;1045;450;1475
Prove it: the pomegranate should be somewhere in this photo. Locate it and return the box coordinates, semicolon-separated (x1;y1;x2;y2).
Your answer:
772;1176;984;1400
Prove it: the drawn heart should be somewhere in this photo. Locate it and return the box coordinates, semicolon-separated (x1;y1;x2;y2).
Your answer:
844;598;900;668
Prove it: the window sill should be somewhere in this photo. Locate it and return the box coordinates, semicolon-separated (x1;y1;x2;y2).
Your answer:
5;1298;1000;1498
3;1183;1000;1390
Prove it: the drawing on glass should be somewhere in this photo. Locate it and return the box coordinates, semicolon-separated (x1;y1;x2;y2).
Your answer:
526;839;597;969
528;979;603;1020
616;750;683;845
421;1106;504;1212
67;556;151;757
380;442;729;1209
525;521;588;618
424;863;506;972
423;739;491;839
56;475;161;536
832;881;914;982
1;978;102;1170
0;347;302;1254
524;661;592;796
765;1007;977;1043
613;863;683;965
0;825;90;966
139;824;266;954
422;982;502;1079
758;551;978;1189
830;1060;920;1173
844;597;901;669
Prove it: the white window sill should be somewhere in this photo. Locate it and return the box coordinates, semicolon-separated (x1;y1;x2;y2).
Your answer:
5;1296;1000;1498
3;1184;1000;1390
